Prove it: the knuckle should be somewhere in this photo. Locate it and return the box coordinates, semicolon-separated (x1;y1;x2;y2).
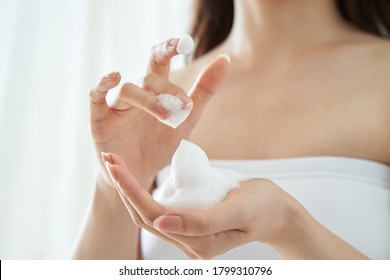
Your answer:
131;214;145;228
89;88;104;104
119;82;133;98
199;216;212;235
240;203;253;219
196;82;214;96
89;88;96;100
141;215;154;227
121;82;132;91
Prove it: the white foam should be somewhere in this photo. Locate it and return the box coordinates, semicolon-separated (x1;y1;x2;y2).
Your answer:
156;94;192;129
105;85;121;108
155;140;251;209
176;34;194;55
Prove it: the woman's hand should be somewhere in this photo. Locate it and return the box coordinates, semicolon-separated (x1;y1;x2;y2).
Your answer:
102;152;369;260
102;151;302;259
90;37;230;190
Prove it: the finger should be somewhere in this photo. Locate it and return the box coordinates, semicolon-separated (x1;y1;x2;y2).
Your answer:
186;55;230;127
103;155;197;259
104;152;170;227
90;72;121;103
115;186;198;259
102;154;145;225
108;82;170;119
159;229;248;260
90;72;121;121
147;35;194;79
108;164;164;227
154;210;249;259
147;38;180;79
141;73;192;107
153;199;248;236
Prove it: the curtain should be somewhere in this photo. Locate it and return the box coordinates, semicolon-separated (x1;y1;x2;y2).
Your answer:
0;0;192;259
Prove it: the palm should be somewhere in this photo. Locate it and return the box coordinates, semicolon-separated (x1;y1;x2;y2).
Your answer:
92;105;192;186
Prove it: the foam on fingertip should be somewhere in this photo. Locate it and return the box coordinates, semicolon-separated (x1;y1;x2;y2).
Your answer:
176;34;194;55
156;94;193;129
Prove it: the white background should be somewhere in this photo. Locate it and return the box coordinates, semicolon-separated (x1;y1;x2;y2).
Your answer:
0;0;192;259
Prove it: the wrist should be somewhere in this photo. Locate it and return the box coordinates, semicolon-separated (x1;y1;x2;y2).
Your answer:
266;196;369;259
264;193;312;257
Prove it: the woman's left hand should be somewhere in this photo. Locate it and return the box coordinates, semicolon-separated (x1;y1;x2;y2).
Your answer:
103;152;302;259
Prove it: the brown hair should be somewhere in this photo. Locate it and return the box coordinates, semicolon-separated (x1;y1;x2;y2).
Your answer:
190;0;390;59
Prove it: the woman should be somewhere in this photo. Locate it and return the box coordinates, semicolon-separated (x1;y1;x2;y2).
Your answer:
73;0;390;259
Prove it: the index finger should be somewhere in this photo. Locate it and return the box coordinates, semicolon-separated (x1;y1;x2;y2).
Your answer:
147;34;194;79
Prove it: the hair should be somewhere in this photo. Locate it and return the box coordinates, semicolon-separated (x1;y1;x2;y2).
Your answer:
190;0;390;59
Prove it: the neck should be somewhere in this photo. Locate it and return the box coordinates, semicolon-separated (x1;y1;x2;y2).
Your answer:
224;0;353;59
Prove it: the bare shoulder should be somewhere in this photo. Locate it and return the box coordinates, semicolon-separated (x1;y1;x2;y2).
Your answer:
363;36;390;69
352;35;390;163
351;34;390;76
339;33;390;97
358;36;390;101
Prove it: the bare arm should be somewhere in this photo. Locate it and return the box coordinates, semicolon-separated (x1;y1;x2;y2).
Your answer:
268;200;368;259
71;174;140;259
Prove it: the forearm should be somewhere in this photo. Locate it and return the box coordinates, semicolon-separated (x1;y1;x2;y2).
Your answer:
269;201;369;260
72;175;140;260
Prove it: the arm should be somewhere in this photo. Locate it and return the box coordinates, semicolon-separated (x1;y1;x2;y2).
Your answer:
71;173;141;259
267;197;368;259
103;154;369;259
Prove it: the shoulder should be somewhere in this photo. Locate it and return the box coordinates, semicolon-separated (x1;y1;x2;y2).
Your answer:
355;36;390;102
350;35;390;164
335;33;390;97
347;34;390;77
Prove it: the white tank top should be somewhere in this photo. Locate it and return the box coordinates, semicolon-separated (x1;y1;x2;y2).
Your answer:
141;157;390;259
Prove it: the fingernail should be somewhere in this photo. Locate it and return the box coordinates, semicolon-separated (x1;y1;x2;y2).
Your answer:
155;102;170;119
176;93;193;109
154;215;182;232
104;71;119;79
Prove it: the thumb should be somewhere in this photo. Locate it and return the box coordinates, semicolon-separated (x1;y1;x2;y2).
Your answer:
186;55;230;127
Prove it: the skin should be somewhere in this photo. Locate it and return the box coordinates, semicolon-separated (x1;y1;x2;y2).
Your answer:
73;40;230;259
73;0;390;259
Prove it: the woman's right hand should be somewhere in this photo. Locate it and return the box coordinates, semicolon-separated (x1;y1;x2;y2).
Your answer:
90;38;230;191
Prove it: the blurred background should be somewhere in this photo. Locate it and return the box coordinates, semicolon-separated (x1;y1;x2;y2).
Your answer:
0;0;192;259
